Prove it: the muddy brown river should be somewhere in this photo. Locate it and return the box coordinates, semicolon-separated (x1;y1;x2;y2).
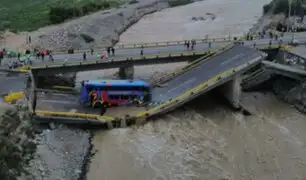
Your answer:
77;0;306;179
87;91;306;180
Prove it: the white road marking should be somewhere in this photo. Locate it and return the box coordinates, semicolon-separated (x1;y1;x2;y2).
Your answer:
165;78;196;94
40;99;77;104
221;53;245;66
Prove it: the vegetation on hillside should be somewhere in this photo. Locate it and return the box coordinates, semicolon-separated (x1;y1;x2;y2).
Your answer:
263;0;306;16
0;0;122;32
0;106;36;180
168;0;193;7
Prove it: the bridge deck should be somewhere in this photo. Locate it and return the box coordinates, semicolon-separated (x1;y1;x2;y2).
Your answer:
35;44;263;124
287;45;306;59
36;92;146;118
151;45;263;104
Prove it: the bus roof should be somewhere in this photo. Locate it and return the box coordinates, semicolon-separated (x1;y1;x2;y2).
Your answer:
84;79;150;87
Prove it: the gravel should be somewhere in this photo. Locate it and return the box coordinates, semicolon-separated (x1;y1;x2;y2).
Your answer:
26;126;91;180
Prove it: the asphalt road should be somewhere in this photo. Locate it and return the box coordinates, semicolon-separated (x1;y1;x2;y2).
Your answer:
0;73;27;93
151;45;262;104
36;92;100;114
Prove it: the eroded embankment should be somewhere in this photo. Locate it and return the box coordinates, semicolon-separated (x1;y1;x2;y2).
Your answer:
30;1;168;51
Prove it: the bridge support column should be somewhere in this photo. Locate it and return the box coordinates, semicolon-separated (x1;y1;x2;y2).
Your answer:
118;65;134;79
220;74;241;109
276;51;287;64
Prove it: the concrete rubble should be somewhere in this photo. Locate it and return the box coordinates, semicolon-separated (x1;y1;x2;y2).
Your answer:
273;77;306;113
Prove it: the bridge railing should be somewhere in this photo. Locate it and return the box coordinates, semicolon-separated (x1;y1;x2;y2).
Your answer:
49;32;280;55
30;48;214;70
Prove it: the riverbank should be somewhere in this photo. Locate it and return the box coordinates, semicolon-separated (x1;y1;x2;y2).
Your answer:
0;0;168;52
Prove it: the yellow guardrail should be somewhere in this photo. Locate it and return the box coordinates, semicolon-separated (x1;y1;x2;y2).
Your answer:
31;48;214;70
136;57;260;118
52;86;75;90
34;110;114;121
4;91;24;103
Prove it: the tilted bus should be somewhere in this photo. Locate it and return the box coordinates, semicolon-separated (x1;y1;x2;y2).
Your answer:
79;79;151;108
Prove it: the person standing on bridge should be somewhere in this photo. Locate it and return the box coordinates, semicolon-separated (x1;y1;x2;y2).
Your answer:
0;51;3;66
191;40;196;50
17;52;20;61
106;47;111;56
186;41;190;50
41;52;45;61
49;51;54;62
83;52;86;61
111;47;115;56
269;40;272;47
140;45;144;56
90;48;94;55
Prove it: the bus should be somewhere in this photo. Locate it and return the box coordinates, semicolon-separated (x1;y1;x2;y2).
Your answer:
79;79;151;108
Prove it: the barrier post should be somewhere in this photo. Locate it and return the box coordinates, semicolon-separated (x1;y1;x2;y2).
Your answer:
107;121;113;129
121;118;127;128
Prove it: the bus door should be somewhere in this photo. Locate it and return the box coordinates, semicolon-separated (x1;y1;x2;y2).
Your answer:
101;90;110;106
80;83;89;103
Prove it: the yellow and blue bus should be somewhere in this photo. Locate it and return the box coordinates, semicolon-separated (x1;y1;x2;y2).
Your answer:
80;79;151;108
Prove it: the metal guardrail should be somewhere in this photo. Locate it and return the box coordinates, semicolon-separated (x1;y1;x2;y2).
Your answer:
31;43;289;70
31;48;213;70
49;32;282;54
34;110;114;121
135;56;261;119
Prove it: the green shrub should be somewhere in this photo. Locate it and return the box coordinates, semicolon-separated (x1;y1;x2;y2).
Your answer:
263;0;305;16
68;48;74;54
80;33;95;43
129;0;139;4
168;0;193;7
49;1;116;25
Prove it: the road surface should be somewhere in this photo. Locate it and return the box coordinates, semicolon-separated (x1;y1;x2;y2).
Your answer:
151;45;262;104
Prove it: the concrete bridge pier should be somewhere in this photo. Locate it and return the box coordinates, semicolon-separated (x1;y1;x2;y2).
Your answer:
276;50;286;64
118;65;134;79
219;74;242;109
